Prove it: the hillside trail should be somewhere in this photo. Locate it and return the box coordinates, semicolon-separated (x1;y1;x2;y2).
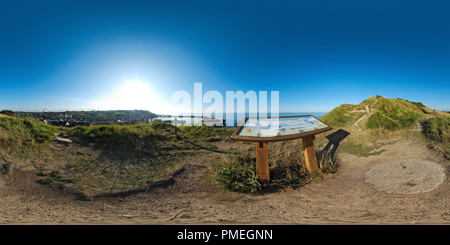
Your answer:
1;132;450;224
354;100;377;128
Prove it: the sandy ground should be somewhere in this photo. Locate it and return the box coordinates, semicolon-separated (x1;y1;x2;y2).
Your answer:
1;138;450;225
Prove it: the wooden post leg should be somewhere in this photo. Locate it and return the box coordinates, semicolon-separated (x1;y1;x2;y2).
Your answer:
174;118;177;138
256;142;270;181
302;136;319;173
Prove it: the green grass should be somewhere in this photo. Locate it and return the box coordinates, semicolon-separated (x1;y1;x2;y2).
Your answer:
69;122;171;156
178;124;235;140
0;115;56;150
423;115;450;143
321;95;432;131
366;97;424;130
321;103;366;127
422;115;450;160
39;169;75;185
210;154;261;193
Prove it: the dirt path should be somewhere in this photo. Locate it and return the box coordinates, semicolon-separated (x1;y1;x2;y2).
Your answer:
354;100;377;128
354;105;370;127
1;136;450;224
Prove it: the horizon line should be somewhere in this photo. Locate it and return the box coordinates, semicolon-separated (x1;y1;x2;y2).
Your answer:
10;109;332;114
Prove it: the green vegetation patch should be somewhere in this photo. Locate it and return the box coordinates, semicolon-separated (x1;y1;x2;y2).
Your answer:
210;154;261;193
69;122;174;155
366;97;424;130
0;110;15;117
0;116;56;150
39;170;74;185
321;96;430;130
321;103;365;127
422;115;450;161
178;124;235;140
423;115;450;143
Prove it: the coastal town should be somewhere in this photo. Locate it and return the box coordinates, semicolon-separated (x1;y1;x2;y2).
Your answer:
1;109;227;127
12;110;158;127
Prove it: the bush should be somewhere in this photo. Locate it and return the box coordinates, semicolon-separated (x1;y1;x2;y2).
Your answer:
210;154;261;193
0;110;15;117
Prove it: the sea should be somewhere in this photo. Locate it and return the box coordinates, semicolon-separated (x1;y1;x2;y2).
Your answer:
154;112;328;127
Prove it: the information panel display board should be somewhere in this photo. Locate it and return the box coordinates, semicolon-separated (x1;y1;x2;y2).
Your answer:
230;115;333;180
231;115;332;142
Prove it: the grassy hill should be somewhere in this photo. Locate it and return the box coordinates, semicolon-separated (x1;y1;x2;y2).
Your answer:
318;95;450;159
321;95;439;130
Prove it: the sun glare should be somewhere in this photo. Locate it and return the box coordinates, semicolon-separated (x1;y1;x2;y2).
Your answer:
119;80;150;108
94;79;175;114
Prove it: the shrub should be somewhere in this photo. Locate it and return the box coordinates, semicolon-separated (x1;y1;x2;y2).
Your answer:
0;110;15;117
210;154;261;193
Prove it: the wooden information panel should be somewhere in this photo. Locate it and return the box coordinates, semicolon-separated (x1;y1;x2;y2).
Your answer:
230;115;332;180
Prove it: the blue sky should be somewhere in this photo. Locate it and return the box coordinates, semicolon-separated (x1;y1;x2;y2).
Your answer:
1;0;450;113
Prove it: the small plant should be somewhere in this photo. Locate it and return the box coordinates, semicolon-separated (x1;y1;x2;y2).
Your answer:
1;163;13;174
210;154;261;193
39;170;74;184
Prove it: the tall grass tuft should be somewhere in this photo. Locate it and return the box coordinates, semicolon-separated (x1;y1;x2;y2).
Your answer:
210;154;261;193
0;116;56;150
423;115;450;143
69;123;173;156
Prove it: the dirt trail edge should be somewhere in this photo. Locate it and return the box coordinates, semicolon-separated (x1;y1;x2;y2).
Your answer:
1;139;450;224
354;100;377;128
